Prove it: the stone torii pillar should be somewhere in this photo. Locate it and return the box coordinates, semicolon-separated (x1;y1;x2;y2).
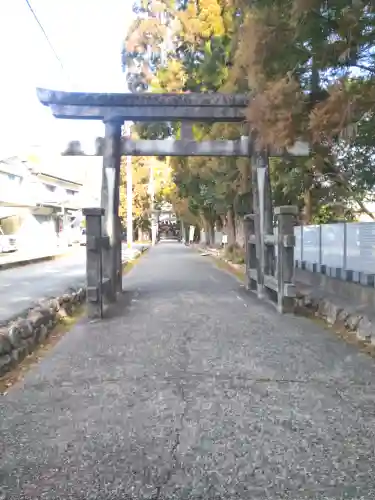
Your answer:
101;118;123;303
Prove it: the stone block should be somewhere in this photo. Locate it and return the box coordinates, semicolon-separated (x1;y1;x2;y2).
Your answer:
0;329;12;355
62;293;72;303
0;354;12;376
356;317;375;342
302;295;313;308
57;308;69;319
7;324;22;348
47;298;60;312
345;314;363;331
40;306;54;319
15;319;34;339
27;311;45;329
64;303;74;315
25;337;36;353
11;345;27;364
318;299;343;325
337;309;351;323
39;324;48;342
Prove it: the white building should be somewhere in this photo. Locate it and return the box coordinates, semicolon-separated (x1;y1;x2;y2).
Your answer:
0;153;102;251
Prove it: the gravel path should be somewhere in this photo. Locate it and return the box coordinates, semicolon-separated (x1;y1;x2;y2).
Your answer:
1;242;375;499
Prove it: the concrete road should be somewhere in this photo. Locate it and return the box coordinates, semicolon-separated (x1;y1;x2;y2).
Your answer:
1;242;375;499
0;246;68;267
0;247;86;323
0;243;150;323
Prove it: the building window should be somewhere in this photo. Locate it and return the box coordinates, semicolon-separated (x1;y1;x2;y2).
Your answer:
45;184;56;192
66;189;78;196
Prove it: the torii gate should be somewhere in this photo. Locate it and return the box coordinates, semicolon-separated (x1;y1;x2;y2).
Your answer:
37;88;301;318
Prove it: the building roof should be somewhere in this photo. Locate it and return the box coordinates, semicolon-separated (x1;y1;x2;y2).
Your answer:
35;171;83;187
0;156;30;177
27;152;102;186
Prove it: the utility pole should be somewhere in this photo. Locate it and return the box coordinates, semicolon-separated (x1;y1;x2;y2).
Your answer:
124;122;133;249
149;162;157;245
126;154;133;249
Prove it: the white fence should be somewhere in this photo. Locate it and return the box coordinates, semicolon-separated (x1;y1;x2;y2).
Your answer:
294;222;375;274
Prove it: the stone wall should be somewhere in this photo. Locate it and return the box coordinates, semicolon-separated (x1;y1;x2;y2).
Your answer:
0;287;86;376
294;268;375;345
294;265;375;309
295;288;375;344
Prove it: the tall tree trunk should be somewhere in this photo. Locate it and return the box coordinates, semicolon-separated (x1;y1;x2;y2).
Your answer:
226;207;236;246
240;157;252;194
305;55;320;227
235;216;245;247
303;188;313;225
216;215;224;231
209;221;215;247
201;215;210;246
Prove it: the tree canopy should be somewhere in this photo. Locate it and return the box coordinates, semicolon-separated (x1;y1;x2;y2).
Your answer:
123;0;375;244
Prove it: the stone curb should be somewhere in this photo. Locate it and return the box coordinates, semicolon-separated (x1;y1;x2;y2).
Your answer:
294;291;375;346
0;286;86;377
201;246;375;347
0;246;150;376
0;250;74;271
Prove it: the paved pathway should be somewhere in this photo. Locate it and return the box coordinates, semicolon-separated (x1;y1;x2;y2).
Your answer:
1;242;375;499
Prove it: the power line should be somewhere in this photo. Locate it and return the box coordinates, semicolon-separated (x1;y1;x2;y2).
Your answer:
24;0;65;72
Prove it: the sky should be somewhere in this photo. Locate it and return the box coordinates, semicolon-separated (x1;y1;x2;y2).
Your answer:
0;0;134;158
